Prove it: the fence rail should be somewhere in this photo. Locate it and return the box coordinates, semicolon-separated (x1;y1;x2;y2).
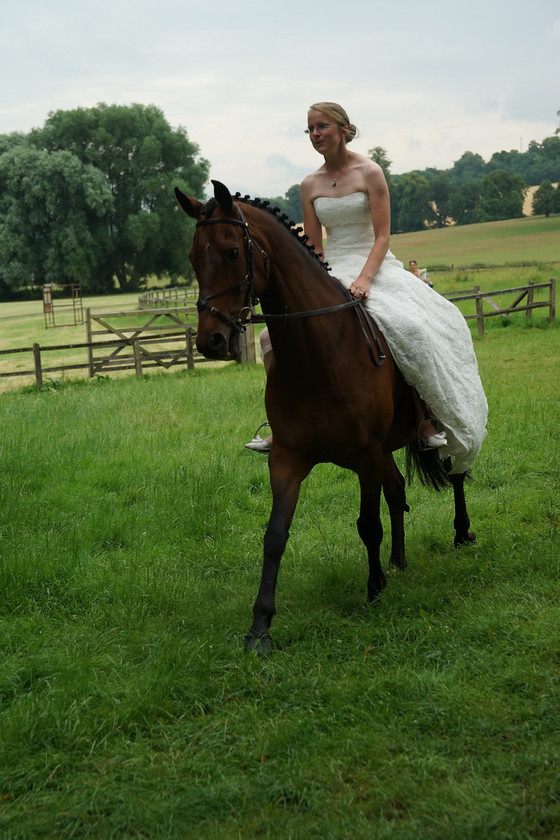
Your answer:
0;281;554;390
138;286;198;310
0;306;256;390
442;279;555;336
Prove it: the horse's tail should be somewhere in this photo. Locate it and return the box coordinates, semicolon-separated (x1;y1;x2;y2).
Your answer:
405;439;451;491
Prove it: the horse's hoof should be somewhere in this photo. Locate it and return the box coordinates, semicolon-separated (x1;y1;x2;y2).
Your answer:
244;631;272;657
454;532;476;546
366;587;385;605
389;556;407;571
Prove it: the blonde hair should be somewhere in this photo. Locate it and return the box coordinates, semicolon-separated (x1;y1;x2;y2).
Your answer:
308;102;358;144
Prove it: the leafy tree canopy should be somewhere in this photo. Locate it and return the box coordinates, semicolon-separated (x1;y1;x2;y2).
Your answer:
476;170;526;223
532;180;556;217
0;145;112;292
0;103;209;294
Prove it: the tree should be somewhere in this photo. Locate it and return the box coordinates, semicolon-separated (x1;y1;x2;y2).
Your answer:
394;172;431;232
368;146;392;182
0;145;113;292
266;184;303;222
476;170;527;222
448;181;482;226
429;175;453;227
29;103;209;291
450;151;487;185
532;180;556;217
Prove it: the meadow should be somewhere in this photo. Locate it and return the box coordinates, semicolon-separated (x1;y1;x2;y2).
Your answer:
0;216;559;838
391;213;560;269
1;213;559;394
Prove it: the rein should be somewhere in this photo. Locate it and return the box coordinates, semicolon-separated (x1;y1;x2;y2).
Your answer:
195;211;385;366
252;294;385;368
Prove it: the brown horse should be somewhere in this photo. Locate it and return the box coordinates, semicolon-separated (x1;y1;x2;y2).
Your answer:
176;180;474;655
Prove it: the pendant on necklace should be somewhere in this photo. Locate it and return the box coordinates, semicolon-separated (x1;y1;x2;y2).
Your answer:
331;180;337;187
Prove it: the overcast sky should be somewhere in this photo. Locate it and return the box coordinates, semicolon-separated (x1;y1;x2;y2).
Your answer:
2;0;559;197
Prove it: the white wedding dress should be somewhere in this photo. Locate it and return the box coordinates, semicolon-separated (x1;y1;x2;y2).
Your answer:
314;192;488;474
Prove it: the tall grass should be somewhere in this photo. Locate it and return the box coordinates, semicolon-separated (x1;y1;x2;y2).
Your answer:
0;317;559;838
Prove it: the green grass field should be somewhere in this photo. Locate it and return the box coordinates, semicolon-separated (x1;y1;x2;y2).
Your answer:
391;213;560;268
0;216;559;838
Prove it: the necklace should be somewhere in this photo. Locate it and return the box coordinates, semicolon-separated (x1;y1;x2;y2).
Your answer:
326;158;349;187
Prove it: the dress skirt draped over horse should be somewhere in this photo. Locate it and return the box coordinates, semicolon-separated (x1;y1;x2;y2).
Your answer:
314;193;488;474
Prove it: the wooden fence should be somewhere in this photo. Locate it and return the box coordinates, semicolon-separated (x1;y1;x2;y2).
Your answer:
0;281;554;390
138;286;198;310
0;306;256;391
443;279;556;337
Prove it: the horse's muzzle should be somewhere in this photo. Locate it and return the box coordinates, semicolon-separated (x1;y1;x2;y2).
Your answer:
196;329;239;361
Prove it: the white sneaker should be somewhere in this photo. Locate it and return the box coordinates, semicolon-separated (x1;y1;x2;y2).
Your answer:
244;435;271;453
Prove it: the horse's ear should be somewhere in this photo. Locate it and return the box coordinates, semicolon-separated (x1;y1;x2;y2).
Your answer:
175;187;203;219
212;180;233;213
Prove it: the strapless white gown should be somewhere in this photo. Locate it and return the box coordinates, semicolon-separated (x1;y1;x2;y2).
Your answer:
314;192;488;474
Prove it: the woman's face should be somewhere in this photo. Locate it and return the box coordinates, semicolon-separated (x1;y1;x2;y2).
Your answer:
306;109;345;155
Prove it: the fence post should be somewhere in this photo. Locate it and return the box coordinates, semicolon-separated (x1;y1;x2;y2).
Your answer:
239;324;257;364
526;281;534;321
132;340;143;377
550;279;556;322
33;343;43;390
86;308;95;377
474;286;484;337
187;327;195;371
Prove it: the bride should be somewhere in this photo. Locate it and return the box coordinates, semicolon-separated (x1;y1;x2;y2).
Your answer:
246;101;487;474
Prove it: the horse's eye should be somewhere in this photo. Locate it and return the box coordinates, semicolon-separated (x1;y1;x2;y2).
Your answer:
227;247;239;261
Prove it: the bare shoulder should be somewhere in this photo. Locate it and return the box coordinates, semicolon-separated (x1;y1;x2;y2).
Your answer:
358;156;385;182
301;170;321;193
359;156;389;197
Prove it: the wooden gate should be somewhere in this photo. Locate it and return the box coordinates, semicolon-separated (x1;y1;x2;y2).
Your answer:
85;307;256;377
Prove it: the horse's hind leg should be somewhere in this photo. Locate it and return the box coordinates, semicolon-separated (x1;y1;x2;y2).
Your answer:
356;456;386;602
382;454;409;571
449;472;476;546
245;453;311;655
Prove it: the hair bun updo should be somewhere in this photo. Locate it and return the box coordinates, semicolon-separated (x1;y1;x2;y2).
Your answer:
308;101;360;144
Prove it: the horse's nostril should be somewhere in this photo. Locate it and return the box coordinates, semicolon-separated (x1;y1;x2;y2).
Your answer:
207;333;226;352
197;331;228;360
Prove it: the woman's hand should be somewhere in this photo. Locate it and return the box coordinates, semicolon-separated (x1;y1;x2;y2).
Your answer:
350;277;371;300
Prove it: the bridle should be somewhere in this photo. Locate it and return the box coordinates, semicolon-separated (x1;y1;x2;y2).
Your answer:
195;204;268;333
195;207;385;366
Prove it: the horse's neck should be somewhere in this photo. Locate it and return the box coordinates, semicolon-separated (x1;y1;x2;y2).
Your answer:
256;223;351;374
260;221;343;312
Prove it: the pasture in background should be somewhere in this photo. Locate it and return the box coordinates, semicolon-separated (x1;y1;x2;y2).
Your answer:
1;212;559;394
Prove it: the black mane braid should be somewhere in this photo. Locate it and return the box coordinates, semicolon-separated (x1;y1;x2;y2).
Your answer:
201;193;331;274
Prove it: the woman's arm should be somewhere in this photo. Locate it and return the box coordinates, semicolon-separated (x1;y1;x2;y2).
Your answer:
349;162;391;299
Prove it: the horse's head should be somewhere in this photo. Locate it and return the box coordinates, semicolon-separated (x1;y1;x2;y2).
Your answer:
175;180;267;362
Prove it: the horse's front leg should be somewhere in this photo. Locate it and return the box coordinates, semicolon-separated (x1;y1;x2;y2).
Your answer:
245;452;311;655
356;454;386;602
449;471;476;546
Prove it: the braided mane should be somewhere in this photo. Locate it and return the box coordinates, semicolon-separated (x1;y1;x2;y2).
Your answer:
201;193;331;275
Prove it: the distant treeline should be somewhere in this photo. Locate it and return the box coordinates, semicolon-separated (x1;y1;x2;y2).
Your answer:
0;105;559;303
267;132;560;234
